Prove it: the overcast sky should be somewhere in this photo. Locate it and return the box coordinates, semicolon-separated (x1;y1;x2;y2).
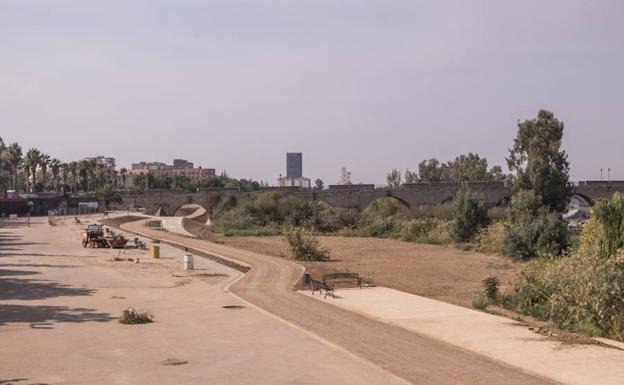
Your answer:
1;0;623;185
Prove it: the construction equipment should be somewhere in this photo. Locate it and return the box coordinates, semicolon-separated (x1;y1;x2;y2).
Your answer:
81;224;128;249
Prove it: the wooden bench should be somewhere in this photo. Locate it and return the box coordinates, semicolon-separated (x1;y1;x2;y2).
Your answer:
311;279;335;299
322;272;362;289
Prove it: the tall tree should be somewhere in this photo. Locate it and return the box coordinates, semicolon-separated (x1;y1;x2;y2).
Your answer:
418;159;443;182
68;161;79;194
386;169;401;188
507;110;571;213
120;167;128;188
39;153;50;190
6;143;22;190
404;169;417;183
60;162;69;193
24;148;41;192
50;158;61;192
314;178;324;191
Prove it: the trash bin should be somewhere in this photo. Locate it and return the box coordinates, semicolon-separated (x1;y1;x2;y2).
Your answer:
152;244;160;259
184;254;194;270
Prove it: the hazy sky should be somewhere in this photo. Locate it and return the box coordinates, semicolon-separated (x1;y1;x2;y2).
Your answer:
1;0;623;185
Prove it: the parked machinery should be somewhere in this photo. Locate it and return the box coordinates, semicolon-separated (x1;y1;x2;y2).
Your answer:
81;224;128;249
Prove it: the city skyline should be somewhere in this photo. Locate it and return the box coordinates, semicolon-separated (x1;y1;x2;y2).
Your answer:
2;1;623;184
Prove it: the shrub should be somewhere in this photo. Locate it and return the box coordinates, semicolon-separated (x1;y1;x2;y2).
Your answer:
357;197;410;238
580;192;624;258
449;190;489;242
503;190;567;260
475;221;506;255
398;218;452;245
510;251;624;340
283;227;330;261
483;276;500;302
472;292;489;310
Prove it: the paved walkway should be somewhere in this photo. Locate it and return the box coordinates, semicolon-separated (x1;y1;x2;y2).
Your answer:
302;287;624;385
121;219;557;385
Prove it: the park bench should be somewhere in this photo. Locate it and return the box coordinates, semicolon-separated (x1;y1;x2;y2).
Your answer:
311;279;335;299
322;272;362;289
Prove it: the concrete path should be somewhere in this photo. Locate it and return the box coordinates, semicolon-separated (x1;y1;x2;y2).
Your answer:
121;219;558;385
302;287;624;385
1;218;407;385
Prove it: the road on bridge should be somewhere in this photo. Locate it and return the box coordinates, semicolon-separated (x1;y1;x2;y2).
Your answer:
121;219;557;385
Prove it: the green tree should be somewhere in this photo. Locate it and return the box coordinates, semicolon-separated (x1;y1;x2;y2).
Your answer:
449;190;489;242
503;189;568;260
314;178;324;191
404;169;416;183
39;153;50;191
6;143;22;190
50;158;61;192
418;159;443;182
386;169;401;188
24;148;41;192
507;110;571;213
443;153;488;182
586;193;624;258
96;184;123;209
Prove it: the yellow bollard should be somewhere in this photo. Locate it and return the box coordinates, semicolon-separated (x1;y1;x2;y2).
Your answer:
152;244;160;259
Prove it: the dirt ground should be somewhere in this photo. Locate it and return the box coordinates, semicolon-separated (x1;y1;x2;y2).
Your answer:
216;235;521;308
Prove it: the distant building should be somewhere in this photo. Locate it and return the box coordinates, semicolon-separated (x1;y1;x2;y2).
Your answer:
129;159;215;180
278;176;311;189
278;152;309;188
84;156;116;170
339;167;352;185
173;159;194;169
286;153;302;178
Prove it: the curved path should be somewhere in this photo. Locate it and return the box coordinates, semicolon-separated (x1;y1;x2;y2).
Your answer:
121;219;557;385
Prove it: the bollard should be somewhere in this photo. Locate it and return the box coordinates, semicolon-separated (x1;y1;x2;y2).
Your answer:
152;244;160;259
184;254;194;270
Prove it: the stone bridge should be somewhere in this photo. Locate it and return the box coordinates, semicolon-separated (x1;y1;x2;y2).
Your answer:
118;181;624;216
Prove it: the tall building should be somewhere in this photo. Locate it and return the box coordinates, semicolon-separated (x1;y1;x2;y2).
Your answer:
286;153;302;178
278;152;309;188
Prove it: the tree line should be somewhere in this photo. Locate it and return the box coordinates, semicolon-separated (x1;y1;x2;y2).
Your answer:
386;153;507;188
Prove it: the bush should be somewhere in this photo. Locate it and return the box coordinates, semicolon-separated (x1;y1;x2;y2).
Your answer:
483;276;500;302
283;227;330;261
449;190;489;242
357;197;410;238
503;190;567;260
475;221;506;255
472;292;489;310
580;192;624;258
510;251;624;340
398;218;452;245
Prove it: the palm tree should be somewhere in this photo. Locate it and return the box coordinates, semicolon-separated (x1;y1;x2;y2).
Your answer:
95;163;106;189
68;161;79;195
24;148;41;192
96;184;122;209
120;167;128;188
60;162;69;193
21;160;30;192
6;143;22;191
50;158;61;192
39;153;50;191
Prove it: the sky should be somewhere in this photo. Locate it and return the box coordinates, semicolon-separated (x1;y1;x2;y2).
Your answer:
1;0;623;185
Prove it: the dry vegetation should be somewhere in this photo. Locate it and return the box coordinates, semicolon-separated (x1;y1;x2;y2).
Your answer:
214;234;521;308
